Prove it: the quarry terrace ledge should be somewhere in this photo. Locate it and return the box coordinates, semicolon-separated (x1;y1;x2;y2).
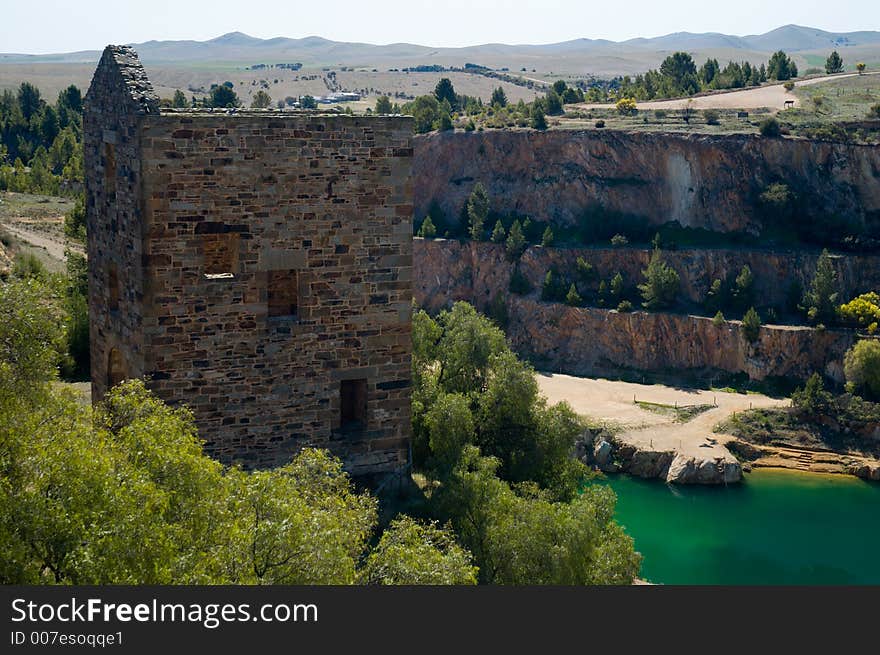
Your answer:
84;45;415;476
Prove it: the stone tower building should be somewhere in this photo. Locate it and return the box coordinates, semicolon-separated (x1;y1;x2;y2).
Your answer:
84;46;414;474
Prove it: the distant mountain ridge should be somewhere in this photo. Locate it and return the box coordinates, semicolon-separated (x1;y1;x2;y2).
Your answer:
2;24;879;76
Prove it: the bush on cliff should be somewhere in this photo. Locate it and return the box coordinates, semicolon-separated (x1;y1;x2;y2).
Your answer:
505;220;527;259
838;292;880;332
638;248;680;310
418;216;437;238
741;306;762;342
759;117;782;137
802;249;839;325
565;283;582;306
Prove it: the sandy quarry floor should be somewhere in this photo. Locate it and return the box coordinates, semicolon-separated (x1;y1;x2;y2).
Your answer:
537;372;788;459
577;71;880;111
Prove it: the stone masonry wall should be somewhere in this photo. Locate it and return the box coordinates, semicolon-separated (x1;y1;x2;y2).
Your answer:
86;46;414;474
85;46;159;400
139;113;414;471
414;238;856;383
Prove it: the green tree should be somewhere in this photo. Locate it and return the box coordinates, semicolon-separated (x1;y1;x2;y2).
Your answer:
434;78;457;109
825;51;844;74
434;447;639;585
545;91;564;115
541;225;554;246
844;340;880;399
610;272;624;299
208;85;239;108
791;372;831;412
418;216;436;238
768;51;798;80
552;80;568;95
505;220;526;259
638;248;680;310
565;283;582;306
712;310;725;326
375;95;392;114
741;307;761;342
300;95;317;109
250;90;272;108
408;95;441;133
172;90;189;108
509;267;531;295
659;52;699;95
531;106;548;130
732;265;754;311
491;220;506;243
491;87;508;107
435;302;507;396
361;516;477;585
425;392;475;470
467;183;489;241
803;249;838;324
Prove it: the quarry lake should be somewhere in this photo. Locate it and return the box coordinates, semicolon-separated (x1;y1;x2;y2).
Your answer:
602;469;880;585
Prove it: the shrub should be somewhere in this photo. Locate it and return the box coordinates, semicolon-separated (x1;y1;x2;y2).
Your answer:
610;234;628;246
759;117;782;137
741;307;761;343
838;292;880;329
703;109;721;125
868;104;880;120
844;340;880;399
712;311;725;326
594;119;605;128
617;300;633;313
616;97;637;115
654;109;667;120
783;81;795;91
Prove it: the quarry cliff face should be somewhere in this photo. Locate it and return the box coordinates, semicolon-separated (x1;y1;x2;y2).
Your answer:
414;239;855;383
413;130;880;234
414;239;880;309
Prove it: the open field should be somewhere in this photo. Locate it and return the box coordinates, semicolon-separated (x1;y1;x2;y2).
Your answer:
0;62;544;108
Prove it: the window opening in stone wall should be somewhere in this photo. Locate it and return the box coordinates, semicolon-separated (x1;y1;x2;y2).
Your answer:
108;264;120;311
267;270;298;318
202;233;239;278
340;379;368;431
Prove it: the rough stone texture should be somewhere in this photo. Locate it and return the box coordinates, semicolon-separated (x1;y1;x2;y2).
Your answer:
85;46;414;473
414;238;856;383
415;238;880;311
413;130;880;235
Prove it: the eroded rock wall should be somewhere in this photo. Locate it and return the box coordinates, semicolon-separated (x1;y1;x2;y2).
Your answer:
414;238;855;382
413;130;880;234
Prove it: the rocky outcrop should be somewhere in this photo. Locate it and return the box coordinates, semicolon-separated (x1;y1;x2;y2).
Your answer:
416;238;880;312
414;238;856;383
413;129;880;235
578;431;742;484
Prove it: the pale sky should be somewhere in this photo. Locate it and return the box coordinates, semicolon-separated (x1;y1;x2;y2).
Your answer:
2;0;878;54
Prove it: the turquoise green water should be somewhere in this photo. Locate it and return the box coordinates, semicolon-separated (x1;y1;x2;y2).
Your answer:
601;469;880;585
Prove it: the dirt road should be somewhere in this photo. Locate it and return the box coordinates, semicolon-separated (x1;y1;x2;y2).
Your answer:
2;223;82;262
578;71;880;111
